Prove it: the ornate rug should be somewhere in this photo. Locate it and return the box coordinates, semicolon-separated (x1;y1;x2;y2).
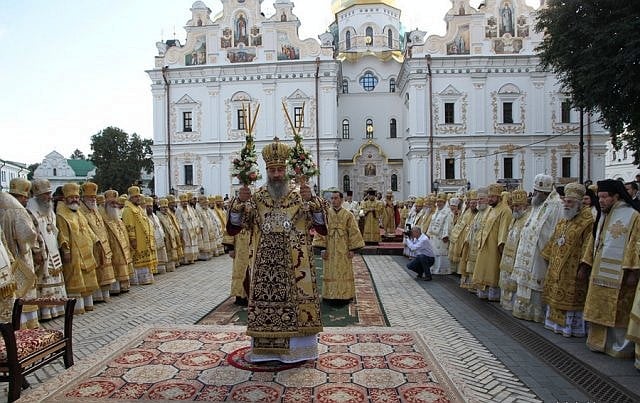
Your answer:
197;255;388;327
21;325;464;402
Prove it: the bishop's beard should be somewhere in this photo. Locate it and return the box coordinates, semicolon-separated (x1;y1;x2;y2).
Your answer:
106;205;120;221
35;198;52;215
267;178;288;201
562;204;581;220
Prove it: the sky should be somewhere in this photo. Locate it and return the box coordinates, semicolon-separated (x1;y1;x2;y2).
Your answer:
0;0;539;165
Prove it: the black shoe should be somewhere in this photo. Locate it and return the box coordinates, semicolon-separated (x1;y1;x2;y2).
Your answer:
234;297;248;306
422;276;432;281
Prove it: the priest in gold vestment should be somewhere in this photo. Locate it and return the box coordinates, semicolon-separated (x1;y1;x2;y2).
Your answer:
227;138;327;363
157;198;180;272
541;183;593;337
361;190;383;244
582;179;640;358
461;188;488;289
313;190;365;305
449;192;477;275
56;183;100;314
121;186;156;285
101;190;132;293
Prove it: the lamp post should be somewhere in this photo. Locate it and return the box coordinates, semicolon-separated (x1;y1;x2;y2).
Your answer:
426;55;434;193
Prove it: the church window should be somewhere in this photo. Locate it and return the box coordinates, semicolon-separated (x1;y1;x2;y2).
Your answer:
503;157;513;179
343;175;351;192
562;157;571;178
366;27;373;46
561;100;571;123
237;109;246;131
391;174;398;191
444;103;455;124
389;78;396;93
502;102;514;124
388;29;393;48
183;111;193;132
184;164;193;186
445;158;455;179
346;31;351;50
389;118;397;138
52;168;57;177
342;79;349;94
365;119;374;138
342;119;350;139
359;71;378;91
294;106;304;128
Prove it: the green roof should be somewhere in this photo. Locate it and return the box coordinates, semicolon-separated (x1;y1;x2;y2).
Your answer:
67;159;96;177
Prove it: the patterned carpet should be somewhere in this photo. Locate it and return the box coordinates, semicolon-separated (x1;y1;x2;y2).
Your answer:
198;255;388;327
21;325;464;402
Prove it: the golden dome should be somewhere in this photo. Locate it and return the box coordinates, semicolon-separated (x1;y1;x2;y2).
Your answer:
331;0;398;14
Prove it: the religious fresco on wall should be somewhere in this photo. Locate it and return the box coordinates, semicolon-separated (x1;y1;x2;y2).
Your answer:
493;36;522;54
221;28;232;48
499;1;515;37
447;25;470;55
485;16;498;38
185;39;206;65
250;26;262;47
517;15;529;38
277;32;300;60
234;13;249;46
227;47;256;63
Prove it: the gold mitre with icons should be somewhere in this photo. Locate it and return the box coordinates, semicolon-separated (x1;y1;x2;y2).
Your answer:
261;137;290;168
511;189;528;206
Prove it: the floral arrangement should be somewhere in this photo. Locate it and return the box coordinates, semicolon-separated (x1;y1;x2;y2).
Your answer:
282;101;319;182
231;103;262;185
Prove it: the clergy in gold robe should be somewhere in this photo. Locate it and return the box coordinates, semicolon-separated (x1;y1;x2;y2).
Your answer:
80;182;116;303
461;188;487;289
166;195;184;266
207;196;225;256
56;182;100;314
0;178;40;328
194;196;213;261
121;186;156;285
427;193;454;275
222;205;254;306
157;198;180;272
449;194;476;275
473;184;511;301
146;197;168;274
175;194;199;264
361;190;383;244
101;190;132;293
582;179;640;358
227;138;327;363
313;190;365;304
382;191;399;236
540;183;592;337
498;189;530;311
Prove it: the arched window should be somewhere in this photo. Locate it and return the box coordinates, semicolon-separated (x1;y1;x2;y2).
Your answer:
365;119;374;138
391;174;398;191
389;78;396;93
366;27;373;46
387;29;393;48
345;31;351;50
343;175;351;192
389;118;397;138
359;71;378;91
53;168;57;177
342;79;349;94
342;119;350;139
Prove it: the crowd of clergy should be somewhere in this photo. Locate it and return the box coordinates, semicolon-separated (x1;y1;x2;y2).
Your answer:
0;177;229;330
343;175;640;371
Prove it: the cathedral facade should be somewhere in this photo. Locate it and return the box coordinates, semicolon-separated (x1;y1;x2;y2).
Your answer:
148;0;608;199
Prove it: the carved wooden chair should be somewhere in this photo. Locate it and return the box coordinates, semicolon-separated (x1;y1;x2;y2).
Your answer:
0;298;76;402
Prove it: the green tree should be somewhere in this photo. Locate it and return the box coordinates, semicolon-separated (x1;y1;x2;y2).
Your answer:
69;149;86;160
535;0;640;164
89;127;153;194
27;163;40;180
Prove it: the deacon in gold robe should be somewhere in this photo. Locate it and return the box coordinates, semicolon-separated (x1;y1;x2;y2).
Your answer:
121;186;156;285
361;190;383;244
541;183;593;337
313;190;365;304
582;179;640;358
27;179;67;319
56;182;100;314
498;189;530;311
80;182;116;303
227;138;327;363
0;178;40;327
472;183;511;301
101;190;132;293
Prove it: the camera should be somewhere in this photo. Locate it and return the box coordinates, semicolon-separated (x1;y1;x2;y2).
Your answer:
403;224;412;237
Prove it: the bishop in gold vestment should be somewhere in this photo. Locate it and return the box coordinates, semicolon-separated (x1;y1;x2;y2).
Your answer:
227;139;327;363
101;190;133;293
121;186;156;285
361;191;383;244
313;191;365;303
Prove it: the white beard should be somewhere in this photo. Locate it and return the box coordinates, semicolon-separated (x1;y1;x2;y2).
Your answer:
106;205;120;221
513;210;524;219
84;200;97;210
563;205;580;220
477;203;488;211
67;202;80;211
36;198;52;215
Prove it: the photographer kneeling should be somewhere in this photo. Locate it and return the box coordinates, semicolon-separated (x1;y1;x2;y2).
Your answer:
404;226;435;281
